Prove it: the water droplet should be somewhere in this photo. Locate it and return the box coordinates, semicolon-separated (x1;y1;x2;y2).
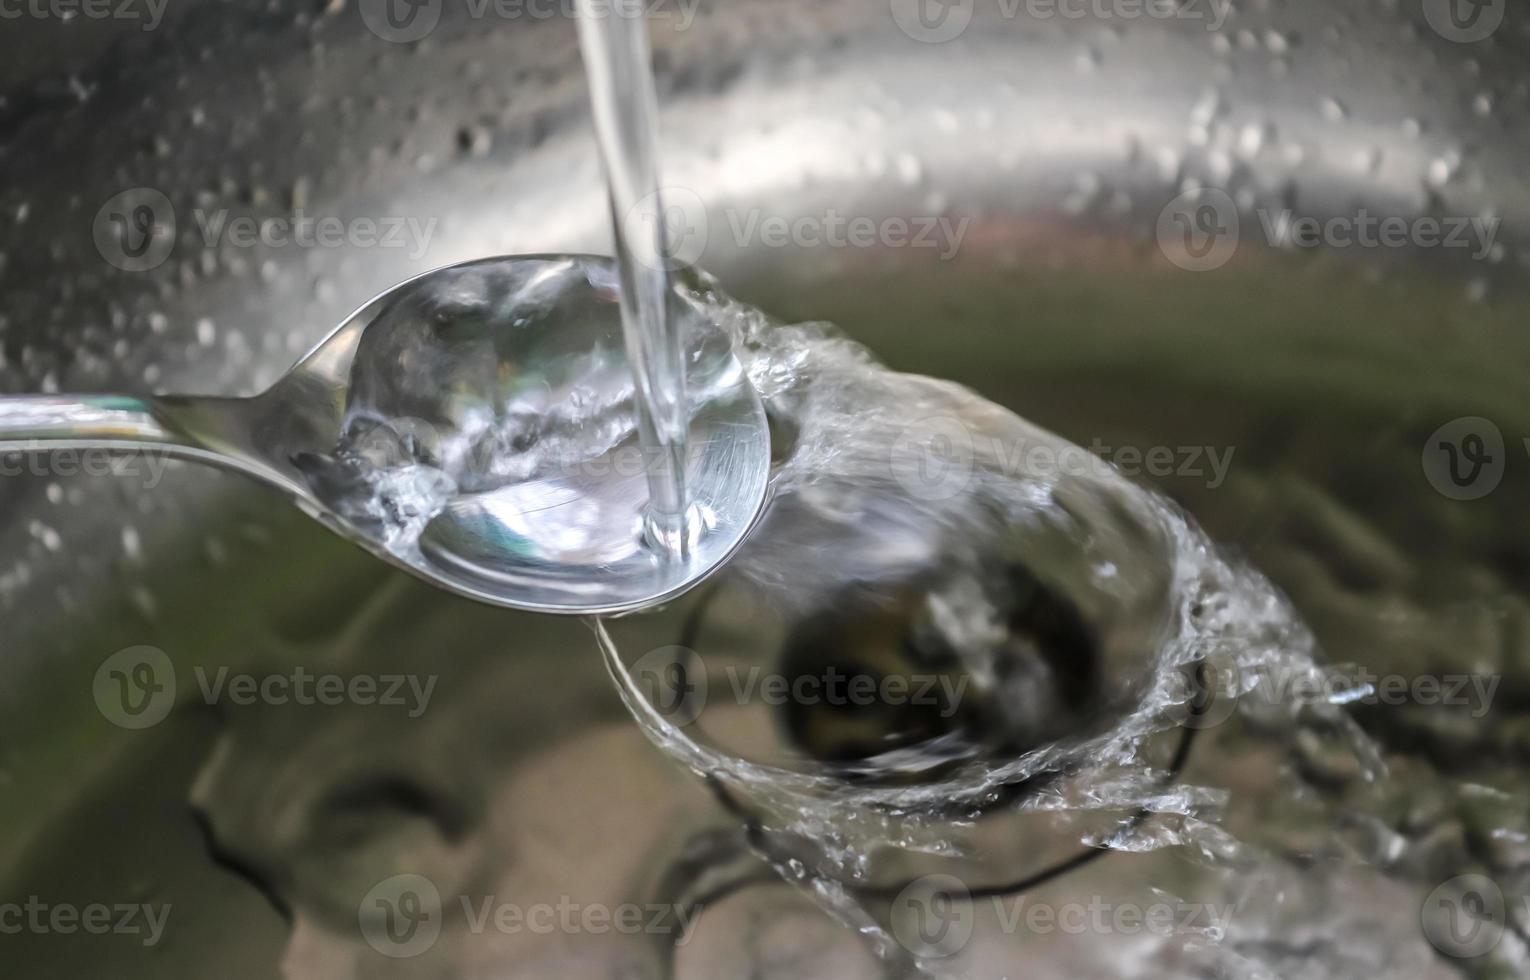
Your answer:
31;521;61;552
1238;123;1271;158
894;153;924;186
130;586;158;620
1190;89;1223;126
1426;150;1460;188
122;525;145;565
457;124;492;158
1061;173;1101;215
1319;97;1348;122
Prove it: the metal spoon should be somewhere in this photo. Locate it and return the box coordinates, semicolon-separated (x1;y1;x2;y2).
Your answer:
0;254;772;615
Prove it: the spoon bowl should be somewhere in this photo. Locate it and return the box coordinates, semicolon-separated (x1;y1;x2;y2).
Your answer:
0;255;772;615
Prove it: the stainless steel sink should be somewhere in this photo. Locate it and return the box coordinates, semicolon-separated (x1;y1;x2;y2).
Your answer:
3;0;1528;976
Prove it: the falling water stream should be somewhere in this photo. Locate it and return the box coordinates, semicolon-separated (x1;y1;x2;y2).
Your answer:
573;2;694;559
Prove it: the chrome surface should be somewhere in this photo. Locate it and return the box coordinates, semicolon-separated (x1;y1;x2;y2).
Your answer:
2;0;1528;977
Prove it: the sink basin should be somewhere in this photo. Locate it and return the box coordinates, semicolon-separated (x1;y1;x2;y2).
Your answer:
2;0;1528;976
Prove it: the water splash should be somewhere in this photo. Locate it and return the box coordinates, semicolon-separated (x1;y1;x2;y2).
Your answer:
595;272;1382;971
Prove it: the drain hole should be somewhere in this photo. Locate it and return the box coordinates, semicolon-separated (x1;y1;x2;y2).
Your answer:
774;561;1103;786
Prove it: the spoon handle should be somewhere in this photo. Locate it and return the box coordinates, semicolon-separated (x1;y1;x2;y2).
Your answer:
0;393;319;502
0;395;192;452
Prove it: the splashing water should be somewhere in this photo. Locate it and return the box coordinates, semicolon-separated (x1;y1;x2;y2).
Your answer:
276;252;1390;973
593;273;1385;974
